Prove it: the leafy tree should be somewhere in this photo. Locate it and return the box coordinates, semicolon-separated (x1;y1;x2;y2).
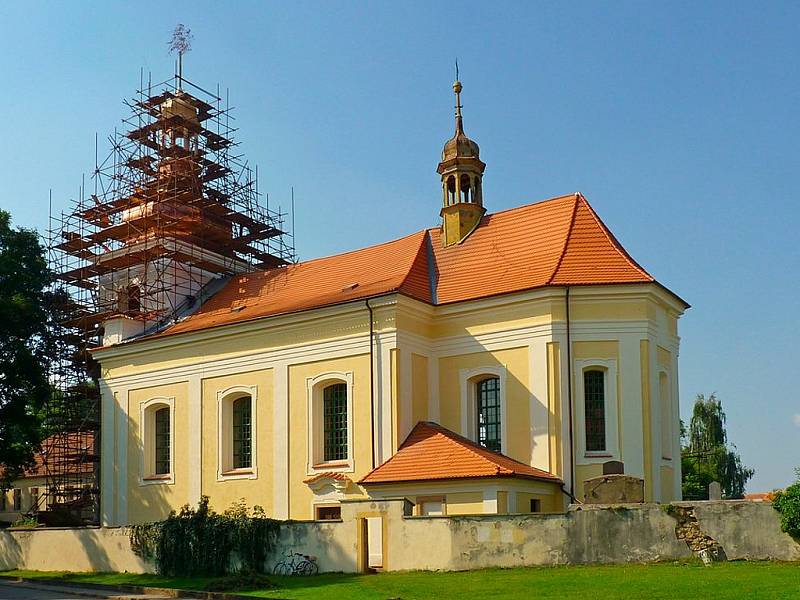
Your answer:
772;467;800;538
0;210;51;489
681;393;754;500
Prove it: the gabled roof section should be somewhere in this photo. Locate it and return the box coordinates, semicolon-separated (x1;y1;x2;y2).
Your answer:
359;421;561;485
142;192;676;340
161;230;431;336
427;193;653;304
548;194;653;285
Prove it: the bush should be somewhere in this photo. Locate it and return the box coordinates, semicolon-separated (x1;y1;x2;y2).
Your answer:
773;469;800;539
129;496;280;577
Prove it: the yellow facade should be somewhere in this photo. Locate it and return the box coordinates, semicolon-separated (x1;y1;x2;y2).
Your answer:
96;283;686;525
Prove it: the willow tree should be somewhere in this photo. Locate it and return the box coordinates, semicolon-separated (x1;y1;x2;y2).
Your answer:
681;393;754;499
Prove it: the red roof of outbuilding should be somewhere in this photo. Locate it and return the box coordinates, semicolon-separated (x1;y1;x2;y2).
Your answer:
359;421;561;485
145;193;679;339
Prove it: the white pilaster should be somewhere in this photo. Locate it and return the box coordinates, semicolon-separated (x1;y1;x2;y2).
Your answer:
529;338;551;471
99;380;115;526
115;387;129;525
187;375;202;504
428;353;440;424
482;487;498;514
272;362;289;519
378;335;394;462
619;336;644;478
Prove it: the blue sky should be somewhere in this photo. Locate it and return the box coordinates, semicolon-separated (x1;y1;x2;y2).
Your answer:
1;2;797;491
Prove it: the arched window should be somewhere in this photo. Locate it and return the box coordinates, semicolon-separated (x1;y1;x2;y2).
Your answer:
460;174;471;203
583;370;606;452
232;396;252;469
154;406;171;475
474;176;482;205
446;176;456;205
477;377;501;452
323;383;348;462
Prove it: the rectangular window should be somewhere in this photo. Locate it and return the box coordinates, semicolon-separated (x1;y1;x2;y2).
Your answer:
30;487;39;513
530;499;541;513
12;489;21;511
315;505;342;520
477;377;501;452
232;397;253;469
584;370;606;452
154;407;171;475
0;491;6;511
323;384;348;462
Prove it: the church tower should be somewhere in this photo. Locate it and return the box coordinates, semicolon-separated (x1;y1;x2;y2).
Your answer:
437;78;486;246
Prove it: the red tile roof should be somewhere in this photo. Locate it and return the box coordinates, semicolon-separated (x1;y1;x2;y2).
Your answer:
0;432;96;480
147;193;681;339
358;421;561;485
303;471;351;485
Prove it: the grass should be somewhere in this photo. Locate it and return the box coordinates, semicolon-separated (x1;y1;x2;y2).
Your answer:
3;561;800;599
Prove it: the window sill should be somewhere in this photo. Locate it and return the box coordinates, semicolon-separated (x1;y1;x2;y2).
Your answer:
141;474;174;486
313;460;349;469
661;456;673;462
584;453;613;458
218;467;258;481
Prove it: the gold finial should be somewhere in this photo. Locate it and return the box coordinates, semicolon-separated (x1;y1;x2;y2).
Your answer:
453;60;464;133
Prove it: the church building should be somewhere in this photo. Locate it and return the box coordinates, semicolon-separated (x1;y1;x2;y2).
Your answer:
94;78;688;525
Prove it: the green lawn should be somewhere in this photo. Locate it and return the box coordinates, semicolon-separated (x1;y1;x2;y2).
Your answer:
3;561;800;599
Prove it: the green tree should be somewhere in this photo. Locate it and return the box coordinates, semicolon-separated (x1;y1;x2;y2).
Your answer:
0;210;51;489
681;393;754;500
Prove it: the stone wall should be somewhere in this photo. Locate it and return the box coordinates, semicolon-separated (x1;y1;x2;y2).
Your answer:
0;500;797;574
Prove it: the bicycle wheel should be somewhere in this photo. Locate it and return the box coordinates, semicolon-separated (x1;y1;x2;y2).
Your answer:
273;561;293;576
296;560;318;576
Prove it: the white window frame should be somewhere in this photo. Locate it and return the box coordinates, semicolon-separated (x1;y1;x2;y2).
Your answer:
306;371;354;475
658;369;673;462
139;396;175;485
574;359;619;464
459;365;508;455
217;385;258;481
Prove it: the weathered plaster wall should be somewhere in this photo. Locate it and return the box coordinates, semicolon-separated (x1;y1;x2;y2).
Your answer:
1;500;796;574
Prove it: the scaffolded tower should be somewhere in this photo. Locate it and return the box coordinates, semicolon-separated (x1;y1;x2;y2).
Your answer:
46;72;294;524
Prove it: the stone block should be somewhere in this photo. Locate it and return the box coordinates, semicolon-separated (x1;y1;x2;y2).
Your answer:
583;474;645;504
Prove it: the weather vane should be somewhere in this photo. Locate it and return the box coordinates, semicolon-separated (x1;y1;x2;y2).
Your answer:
168;24;193;87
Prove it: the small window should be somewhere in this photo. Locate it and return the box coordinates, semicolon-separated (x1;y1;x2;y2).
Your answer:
0;491;6;511
12;489;21;511
30;487;39;513
419;497;445;516
154;407;171;475
584;370;606;452
477;377;501;452
232;396;252;469
323;383;348;462
530;499;541;513
316;505;342;521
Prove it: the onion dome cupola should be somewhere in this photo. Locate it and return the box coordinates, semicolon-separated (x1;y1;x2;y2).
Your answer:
437;78;487;247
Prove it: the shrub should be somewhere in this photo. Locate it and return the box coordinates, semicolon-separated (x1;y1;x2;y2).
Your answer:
773;469;800;539
129;496;280;576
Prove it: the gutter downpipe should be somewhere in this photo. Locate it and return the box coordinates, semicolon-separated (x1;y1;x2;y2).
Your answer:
566;286;576;501
366;299;376;470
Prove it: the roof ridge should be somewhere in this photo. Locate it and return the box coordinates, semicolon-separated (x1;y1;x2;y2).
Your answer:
273;228;429;273
396;230;434;302
547;193;581;285
575;195;654;281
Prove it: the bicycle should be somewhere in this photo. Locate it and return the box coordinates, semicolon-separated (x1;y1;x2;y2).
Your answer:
272;550;319;576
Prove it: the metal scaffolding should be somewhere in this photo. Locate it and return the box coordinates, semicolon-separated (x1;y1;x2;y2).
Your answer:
44;71;295;524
